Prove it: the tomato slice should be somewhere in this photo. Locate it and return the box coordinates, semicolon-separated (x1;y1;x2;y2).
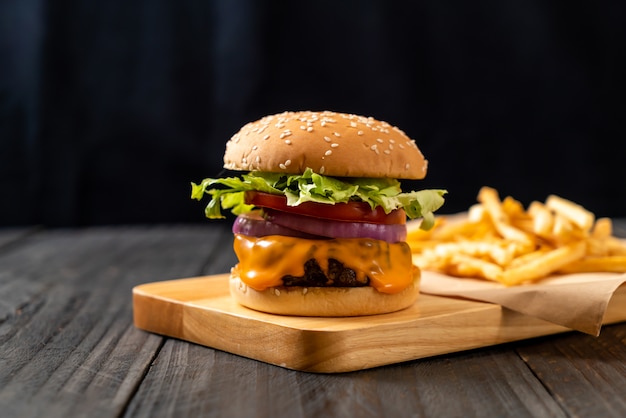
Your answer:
245;191;406;225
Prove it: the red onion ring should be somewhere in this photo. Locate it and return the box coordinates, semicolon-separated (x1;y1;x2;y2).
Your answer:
264;209;407;243
232;211;323;239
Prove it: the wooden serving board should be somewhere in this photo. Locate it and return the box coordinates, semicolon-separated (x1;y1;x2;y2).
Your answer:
133;274;626;373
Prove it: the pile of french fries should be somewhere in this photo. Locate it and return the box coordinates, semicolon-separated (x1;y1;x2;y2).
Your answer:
408;186;626;286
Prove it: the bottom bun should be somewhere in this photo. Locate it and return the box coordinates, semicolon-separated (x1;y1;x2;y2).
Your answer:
229;269;420;317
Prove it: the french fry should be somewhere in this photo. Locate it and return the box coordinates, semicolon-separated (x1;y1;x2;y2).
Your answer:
502;196;526;219
447;254;502;282
429;217;490;242
550;214;588;245
506;245;552;269
437;240;516;266
545;194;595;231
407;187;626;285
527;201;554;238
592;217;613;239
477;186;535;246
467;203;486;222
585;236;626;257
477;187;508;223
585;237;612;257
558;256;626;274
496;241;586;285
606;237;626;256
494;221;535;247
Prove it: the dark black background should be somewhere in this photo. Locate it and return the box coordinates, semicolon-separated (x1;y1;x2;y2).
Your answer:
2;1;625;227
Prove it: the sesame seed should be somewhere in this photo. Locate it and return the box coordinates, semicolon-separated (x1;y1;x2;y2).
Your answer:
370;145;380;154
321;121;327;127
405;163;410;170
320;165;325;174
384;150;391;155
300;125;306;130
279;163;286;169
307;126;314;132
376;138;384;143
323;136;332;143
389;139;395;143
263;134;270;140
274;289;281;296
284;139;292;145
333;132;341;137
302;288;308;295
350;121;357;128
284;159;292;166
252;145;258;150
399;143;405;149
330;143;339;148
325;150;332;156
357;130;364;136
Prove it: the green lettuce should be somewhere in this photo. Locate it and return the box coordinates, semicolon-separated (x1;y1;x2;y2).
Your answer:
191;168;446;229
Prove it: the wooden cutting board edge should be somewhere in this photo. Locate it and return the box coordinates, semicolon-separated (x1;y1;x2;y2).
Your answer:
132;274;626;373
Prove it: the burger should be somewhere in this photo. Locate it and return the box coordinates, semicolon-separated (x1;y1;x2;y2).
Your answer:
191;110;446;316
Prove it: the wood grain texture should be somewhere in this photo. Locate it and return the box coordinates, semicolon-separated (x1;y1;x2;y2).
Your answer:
0;227;37;250
517;323;626;418
0;225;235;417
124;338;568;418
132;274;626;373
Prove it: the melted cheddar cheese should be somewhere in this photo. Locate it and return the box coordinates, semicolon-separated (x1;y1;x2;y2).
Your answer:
233;234;416;294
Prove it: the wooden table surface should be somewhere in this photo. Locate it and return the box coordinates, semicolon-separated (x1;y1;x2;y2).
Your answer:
2;220;626;417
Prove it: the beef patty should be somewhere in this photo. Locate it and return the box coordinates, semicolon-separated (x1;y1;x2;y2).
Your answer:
282;258;369;287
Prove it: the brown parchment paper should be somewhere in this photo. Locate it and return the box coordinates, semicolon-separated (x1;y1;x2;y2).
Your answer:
420;271;626;335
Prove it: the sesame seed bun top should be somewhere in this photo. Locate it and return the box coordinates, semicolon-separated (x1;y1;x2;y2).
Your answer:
223;110;428;179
